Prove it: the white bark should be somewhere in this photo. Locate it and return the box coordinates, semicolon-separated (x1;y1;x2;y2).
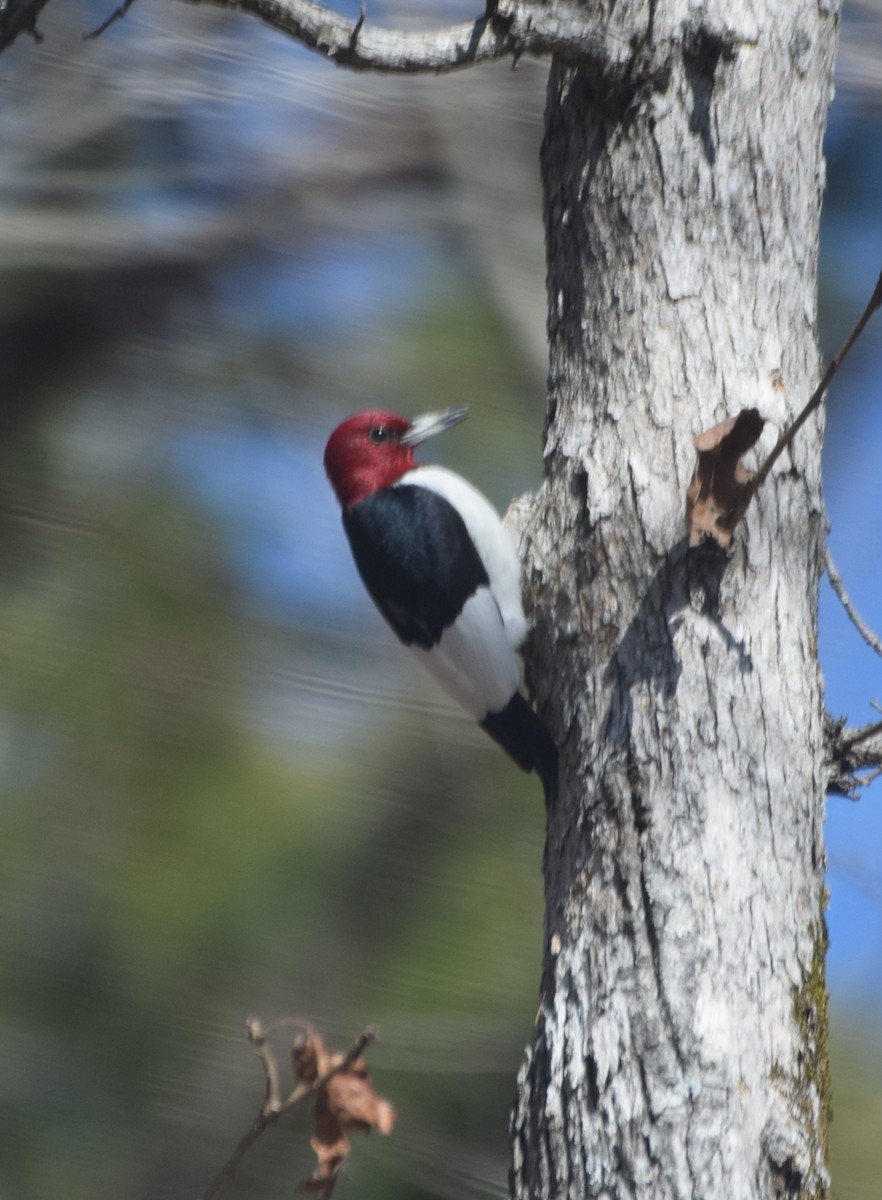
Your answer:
512;2;839;1198
180;0;631;75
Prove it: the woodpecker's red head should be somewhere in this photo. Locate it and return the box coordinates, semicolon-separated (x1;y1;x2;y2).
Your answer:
324;406;468;508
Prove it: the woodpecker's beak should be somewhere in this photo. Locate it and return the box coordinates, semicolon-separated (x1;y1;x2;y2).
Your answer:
401;405;469;446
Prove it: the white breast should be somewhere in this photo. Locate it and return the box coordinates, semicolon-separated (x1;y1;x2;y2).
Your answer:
409;585;521;720
399;465;528;650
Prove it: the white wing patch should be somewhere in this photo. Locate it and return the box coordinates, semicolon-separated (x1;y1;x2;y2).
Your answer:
409;586;520;720
398;465;528;649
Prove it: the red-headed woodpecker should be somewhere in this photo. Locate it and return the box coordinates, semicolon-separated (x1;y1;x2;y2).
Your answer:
324;405;557;808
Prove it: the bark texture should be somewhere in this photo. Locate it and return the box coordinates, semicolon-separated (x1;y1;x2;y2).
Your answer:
512;2;839;1197
184;0;633;75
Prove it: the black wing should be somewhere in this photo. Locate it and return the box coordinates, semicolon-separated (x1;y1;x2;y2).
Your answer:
343;485;489;649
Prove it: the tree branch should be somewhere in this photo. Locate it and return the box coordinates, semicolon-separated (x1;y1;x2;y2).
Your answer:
182;0;632;75
722;265;882;535
201;1019;377;1200
83;0;138;39
825;546;882;659
826;712;882;798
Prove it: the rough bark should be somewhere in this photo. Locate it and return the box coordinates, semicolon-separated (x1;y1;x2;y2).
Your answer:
183;0;635;75
512;2;839;1198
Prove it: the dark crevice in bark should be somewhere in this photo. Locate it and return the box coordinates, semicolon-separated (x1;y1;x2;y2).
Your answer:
585;1052;600;1111
685;540;756;669
768;1153;806;1200
632;807;687;1076
509;1017;554;1198
685;537;728;613
625;743;650;834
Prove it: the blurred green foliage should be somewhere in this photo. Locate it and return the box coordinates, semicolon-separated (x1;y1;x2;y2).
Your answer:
0;14;549;1193
829;1018;882;1200
0;300;547;1200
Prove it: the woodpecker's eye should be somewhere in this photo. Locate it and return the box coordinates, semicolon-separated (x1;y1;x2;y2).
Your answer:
369;426;391;444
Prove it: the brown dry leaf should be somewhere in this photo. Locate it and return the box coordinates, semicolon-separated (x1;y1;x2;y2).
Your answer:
294;1030;396;1198
326;1060;396;1134
686;407;765;548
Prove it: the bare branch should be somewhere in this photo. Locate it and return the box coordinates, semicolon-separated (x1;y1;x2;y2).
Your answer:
842;716;882;751
183;0;631;75
826;712;882;799
83;0;138;40
722;265;882;534
825;547;882;659
748;266;882;496
280;1023;377;1113
247;1015;284;1113
201;1020;379;1200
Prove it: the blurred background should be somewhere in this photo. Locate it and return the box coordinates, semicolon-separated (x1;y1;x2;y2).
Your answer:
0;2;879;1198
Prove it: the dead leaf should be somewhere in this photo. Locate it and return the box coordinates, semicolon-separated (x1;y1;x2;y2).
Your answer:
686;407;765;548
326;1061;396;1134
293;1030;396;1197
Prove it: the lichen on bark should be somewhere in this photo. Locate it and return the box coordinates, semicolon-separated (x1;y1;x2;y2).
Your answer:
769;901;832;1200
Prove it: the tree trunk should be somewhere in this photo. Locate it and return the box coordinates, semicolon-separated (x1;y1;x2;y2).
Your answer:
512;3;839;1198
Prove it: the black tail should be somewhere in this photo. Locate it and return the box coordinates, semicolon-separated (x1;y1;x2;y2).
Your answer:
480;693;558;810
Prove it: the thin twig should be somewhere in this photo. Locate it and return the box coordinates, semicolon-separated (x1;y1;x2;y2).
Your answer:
826;712;882;798
841;716;882;751
83;0;138;39
348;4;366;50
246;1016;283;1112
722;265;882;532
750;267;882;493
200;1022;377;1200
825;547;882;659
279;1024;376;1114
201;1103;279;1200
835;764;882;799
